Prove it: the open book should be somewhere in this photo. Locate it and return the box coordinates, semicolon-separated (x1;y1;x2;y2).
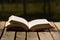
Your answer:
5;15;53;31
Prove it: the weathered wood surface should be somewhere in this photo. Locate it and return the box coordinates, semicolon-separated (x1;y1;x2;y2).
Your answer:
0;21;60;40
49;22;60;40
27;32;38;40
0;21;6;38
1;28;15;40
16;32;26;40
54;22;60;30
39;32;53;40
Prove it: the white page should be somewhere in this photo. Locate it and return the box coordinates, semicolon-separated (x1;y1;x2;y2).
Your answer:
5;15;50;29
28;19;49;29
5;15;28;26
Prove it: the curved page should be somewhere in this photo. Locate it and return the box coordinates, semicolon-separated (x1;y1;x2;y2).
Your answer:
28;19;49;29
5;15;28;26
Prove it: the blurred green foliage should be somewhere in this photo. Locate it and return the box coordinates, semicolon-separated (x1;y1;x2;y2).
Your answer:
0;0;60;21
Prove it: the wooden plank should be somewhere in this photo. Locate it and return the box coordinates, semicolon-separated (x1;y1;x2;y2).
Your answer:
54;22;60;30
16;32;26;40
50;31;60;40
38;32;53;40
0;21;6;28
49;22;60;40
0;21;6;37
1;28;15;40
38;22;56;40
27;32;38;40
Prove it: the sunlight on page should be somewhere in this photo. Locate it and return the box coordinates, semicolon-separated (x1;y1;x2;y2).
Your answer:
5;15;50;29
28;19;49;29
5;21;10;26
5;15;28;26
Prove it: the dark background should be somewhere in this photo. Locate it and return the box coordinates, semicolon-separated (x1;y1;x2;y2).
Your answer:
0;0;60;21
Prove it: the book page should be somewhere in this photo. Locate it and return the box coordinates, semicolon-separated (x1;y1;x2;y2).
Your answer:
5;15;28;26
28;19;50;29
5;15;50;30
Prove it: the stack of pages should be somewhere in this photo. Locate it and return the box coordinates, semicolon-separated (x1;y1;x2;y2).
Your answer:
5;15;53;31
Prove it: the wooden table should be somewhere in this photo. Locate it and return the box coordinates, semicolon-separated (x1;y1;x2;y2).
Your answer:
0;21;60;40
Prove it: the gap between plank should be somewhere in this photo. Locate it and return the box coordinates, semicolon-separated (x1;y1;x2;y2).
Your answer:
25;32;27;40
14;31;17;40
37;32;40;40
0;27;5;39
49;30;55;40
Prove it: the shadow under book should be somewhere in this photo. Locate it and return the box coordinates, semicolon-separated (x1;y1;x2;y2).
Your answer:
5;15;53;32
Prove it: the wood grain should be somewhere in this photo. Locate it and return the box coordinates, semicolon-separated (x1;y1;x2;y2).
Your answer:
38;32;53;40
16;32;26;40
0;21;6;38
0;21;60;40
50;22;60;40
27;32;38;40
0;21;6;28
54;22;60;30
1;28;15;40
